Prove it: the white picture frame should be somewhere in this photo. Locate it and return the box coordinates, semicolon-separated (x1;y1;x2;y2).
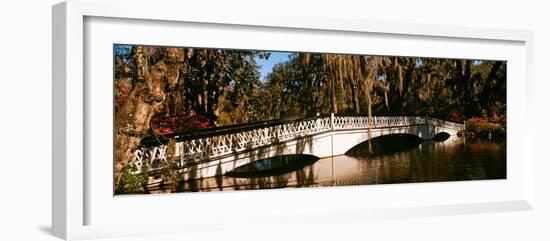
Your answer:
52;0;535;240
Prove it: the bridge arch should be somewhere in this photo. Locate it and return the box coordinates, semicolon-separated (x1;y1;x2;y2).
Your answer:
433;132;451;142
225;154;320;178
344;133;424;156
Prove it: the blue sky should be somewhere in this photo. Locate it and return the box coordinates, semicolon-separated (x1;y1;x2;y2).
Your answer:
255;52;291;81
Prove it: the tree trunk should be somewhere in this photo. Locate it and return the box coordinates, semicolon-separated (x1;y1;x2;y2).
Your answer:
348;78;359;114
462;60;474;116
330;77;338;113
114;46;184;190
479;62;504;111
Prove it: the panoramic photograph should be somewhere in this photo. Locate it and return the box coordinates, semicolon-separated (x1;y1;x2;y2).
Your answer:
113;44;507;195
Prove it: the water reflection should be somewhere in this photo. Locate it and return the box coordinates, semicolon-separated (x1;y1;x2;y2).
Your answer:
433;132;451;142
176;138;506;192
346;134;424;157
225;154;319;178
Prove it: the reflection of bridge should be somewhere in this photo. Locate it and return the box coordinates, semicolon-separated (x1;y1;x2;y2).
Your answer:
131;115;464;180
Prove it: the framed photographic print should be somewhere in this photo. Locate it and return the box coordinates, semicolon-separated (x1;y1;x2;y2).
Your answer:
53;0;535;240
113;44;504;195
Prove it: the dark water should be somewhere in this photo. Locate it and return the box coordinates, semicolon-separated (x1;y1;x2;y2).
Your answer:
177;136;506;192
225;154;320;178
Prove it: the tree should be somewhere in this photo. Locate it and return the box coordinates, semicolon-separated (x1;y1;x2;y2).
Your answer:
114;46;185;188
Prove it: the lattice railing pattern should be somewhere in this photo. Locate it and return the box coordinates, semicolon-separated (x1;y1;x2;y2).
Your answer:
333;116;425;130
426;117;464;130
130;115;462;173
132;145;169;174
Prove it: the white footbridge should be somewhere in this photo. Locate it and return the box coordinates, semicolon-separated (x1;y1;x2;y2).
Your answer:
131;114;464;179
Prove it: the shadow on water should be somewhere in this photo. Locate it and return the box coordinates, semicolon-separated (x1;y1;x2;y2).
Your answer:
171;137;505;193
225;154;320;178
345;134;424;157
433;132;451;142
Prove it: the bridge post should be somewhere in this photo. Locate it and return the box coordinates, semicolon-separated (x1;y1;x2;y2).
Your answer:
330;113;335;130
275;125;279;142
424;113;428;125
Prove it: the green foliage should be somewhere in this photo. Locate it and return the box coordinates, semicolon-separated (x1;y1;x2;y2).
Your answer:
115;165;148;194
465;117;505;140
176;49;262;125
253;55;507;123
114;46;507;132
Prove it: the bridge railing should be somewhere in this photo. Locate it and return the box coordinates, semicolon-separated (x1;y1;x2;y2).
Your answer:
425;117;464;130
333;116;426;130
129;115;459;173
131;116;334;173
